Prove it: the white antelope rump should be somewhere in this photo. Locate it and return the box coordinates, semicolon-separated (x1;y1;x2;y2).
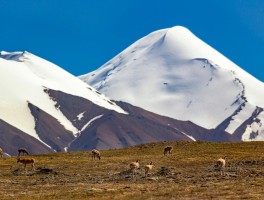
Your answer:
0;148;3;158
18;148;29;156
216;157;226;175
17;157;35;171
130;160;140;178
163;146;173;156
91;149;101;160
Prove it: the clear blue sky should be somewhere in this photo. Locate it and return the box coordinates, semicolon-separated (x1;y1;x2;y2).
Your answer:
1;0;264;82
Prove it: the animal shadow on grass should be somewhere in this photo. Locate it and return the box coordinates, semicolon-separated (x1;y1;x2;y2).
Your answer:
11;166;58;176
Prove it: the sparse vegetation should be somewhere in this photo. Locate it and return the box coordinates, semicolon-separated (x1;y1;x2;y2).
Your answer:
1;141;264;199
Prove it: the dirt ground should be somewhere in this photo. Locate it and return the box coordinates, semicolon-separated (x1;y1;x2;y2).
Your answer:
1;141;264;199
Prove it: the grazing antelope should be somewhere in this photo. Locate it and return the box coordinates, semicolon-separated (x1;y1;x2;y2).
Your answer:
18;148;29;156
163;146;173;156
91;149;101;160
17;157;35;170
144;161;154;177
216;157;226;175
130;160;140;178
0;148;3;158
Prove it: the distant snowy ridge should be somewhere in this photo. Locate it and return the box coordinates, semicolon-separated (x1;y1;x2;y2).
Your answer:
80;26;264;141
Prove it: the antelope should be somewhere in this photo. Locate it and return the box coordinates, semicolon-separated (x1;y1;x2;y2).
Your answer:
130;160;140;178
91;149;101;160
17;157;35;170
18;148;29;156
144;161;154;177
216;157;226;175
163;146;173;156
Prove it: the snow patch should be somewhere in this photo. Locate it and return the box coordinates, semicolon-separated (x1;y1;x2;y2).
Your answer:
81;115;104;132
77;112;85;120
225;103;256;134
170;125;196;141
242;111;264;141
181;132;196;141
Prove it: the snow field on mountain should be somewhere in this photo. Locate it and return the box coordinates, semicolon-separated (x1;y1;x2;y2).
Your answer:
225;103;255;134
80;26;264;135
0;51;126;145
242;110;264;141
97;57;243;128
158;27;264;107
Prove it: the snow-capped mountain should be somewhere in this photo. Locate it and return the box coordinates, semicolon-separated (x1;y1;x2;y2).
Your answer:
0;51;126;154
2;50;218;155
0;51;125;134
80;26;264;141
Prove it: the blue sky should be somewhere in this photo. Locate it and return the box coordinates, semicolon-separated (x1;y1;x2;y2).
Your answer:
1;0;264;82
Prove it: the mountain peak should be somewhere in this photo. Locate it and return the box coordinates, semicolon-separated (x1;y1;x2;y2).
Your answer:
158;26;221;62
164;26;194;39
80;26;264;141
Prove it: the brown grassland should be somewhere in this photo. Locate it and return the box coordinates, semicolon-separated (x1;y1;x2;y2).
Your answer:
1;141;264;199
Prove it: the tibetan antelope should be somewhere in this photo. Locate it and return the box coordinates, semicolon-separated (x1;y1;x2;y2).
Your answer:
91;149;101;160
130;160;140;178
163;146;173;156
216;157;226;175
17;157;35;170
18;148;29;156
144;161;154;177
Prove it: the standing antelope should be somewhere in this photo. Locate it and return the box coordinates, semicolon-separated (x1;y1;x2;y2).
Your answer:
144;161;154;177
216;157;226;175
0;148;3;158
163;146;173;156
91;149;101;160
17;157;35;171
18;148;29;156
130;160;140;178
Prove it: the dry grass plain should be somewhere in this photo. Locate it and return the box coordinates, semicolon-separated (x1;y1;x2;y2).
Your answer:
1;141;264;199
